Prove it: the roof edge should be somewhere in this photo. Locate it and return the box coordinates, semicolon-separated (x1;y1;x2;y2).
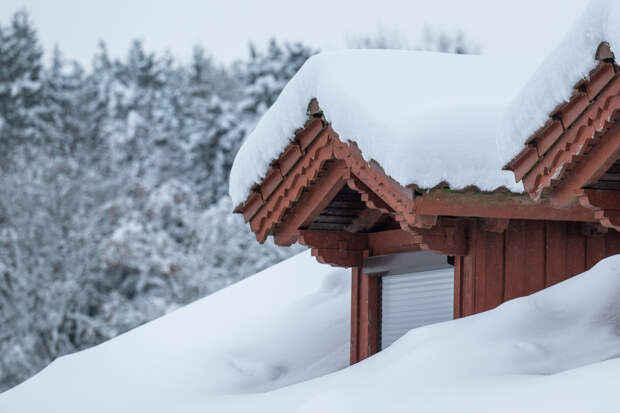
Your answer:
504;42;619;195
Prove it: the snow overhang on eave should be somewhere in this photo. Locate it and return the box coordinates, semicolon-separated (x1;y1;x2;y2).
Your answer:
504;42;620;232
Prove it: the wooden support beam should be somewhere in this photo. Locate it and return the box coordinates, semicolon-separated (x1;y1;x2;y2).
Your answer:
299;230;368;267
298;229;368;251
415;190;596;223
299;221;468;268
368;223;467;257
311;249;364;267
367;230;421;256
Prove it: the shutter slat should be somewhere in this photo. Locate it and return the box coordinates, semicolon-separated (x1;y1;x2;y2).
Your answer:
381;268;454;350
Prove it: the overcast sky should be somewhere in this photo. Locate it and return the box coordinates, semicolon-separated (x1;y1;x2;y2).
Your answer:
1;0;591;67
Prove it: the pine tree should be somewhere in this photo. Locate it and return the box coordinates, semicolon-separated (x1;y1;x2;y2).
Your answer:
210;39;316;207
239;39;316;118
185;47;237;205
0;13;316;391
0;10;44;168
40;48;88;157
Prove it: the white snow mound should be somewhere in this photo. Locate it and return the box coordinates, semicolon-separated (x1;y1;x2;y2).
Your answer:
210;254;620;412
0;251;351;412
3;253;620;412
229;50;538;206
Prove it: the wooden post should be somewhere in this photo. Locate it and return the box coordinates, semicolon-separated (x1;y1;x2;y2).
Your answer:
350;266;380;364
350;267;360;364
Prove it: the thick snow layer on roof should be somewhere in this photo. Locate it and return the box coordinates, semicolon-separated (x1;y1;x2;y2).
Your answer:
4;253;620;412
229;50;538;206
498;0;620;164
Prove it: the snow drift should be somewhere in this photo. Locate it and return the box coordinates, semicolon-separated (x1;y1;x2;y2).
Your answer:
0;251;351;412
3;252;620;412
210;254;620;413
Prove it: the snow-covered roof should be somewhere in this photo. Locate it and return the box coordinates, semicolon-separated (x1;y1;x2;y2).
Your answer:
230;0;620;208
229;50;538;206
4;251;620;412
499;0;620;164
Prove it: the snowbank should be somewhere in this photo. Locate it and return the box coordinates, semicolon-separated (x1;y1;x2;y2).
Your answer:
229;50;537;206
0;251;351;412
208;255;620;413
4;252;620;412
499;0;620;163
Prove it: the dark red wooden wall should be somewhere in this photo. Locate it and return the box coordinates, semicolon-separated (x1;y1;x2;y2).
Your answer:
351;219;620;365
454;219;620;318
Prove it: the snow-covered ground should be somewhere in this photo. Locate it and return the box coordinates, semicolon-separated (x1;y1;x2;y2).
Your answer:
0;251;350;412
3;251;620;412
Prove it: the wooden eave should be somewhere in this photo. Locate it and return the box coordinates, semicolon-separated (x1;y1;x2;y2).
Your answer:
234;108;599;267
505;42;620;231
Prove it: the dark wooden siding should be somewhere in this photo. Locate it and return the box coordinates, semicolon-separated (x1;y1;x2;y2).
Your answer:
307;184;365;231
354;219;620;364
454;219;620;318
585;158;620;190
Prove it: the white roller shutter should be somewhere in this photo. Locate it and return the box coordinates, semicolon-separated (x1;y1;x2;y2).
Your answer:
381;268;454;350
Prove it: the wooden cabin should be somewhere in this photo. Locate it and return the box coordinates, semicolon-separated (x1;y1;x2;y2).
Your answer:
230;42;620;364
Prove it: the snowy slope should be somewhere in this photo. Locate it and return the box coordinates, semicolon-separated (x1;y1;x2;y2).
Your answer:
229;50;538;206
4;253;620;413
207;255;620;413
0;251;351;412
499;0;620;164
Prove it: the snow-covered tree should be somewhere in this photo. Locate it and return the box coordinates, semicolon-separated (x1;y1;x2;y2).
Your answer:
239;39;316;118
418;28;480;54
0;8;476;393
0;10;44;168
348;27;479;55
195;197;304;292
0;24;315;391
